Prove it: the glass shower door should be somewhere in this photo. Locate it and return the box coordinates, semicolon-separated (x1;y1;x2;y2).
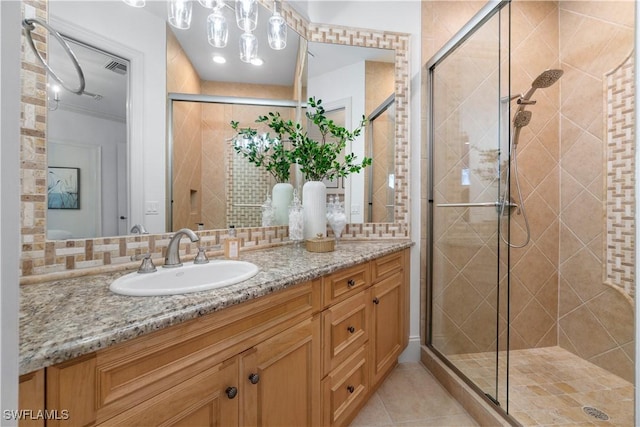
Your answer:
427;5;509;405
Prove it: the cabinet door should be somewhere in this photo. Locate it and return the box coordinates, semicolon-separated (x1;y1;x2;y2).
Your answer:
241;316;321;427
19;370;45;427
100;357;239;427
369;271;404;386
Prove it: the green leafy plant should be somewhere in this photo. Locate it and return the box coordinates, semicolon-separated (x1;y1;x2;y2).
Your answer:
231;121;292;183
231;97;371;183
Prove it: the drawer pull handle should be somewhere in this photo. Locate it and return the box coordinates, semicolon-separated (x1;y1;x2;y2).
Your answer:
347;385;355;393
347;279;356;287
225;386;238;399
373;297;380;304
248;373;260;384
347;326;355;333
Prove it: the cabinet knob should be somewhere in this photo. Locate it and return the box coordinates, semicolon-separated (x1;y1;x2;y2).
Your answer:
347;279;356;287
248;373;260;384
373;297;380;305
225;386;238;399
347;326;355;333
347;385;355;393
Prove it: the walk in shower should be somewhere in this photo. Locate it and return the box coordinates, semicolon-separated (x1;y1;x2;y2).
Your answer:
425;1;635;425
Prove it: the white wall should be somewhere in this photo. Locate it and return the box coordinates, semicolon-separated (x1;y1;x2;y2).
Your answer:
48;111;126;238
0;1;22;423
308;60;367;223
49;1;167;233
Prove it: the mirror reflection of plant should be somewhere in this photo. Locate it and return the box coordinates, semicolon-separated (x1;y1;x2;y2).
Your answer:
231;122;292;183
232;97;371;183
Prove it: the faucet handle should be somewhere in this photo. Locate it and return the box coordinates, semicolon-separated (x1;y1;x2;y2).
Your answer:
194;247;209;264
130;253;157;274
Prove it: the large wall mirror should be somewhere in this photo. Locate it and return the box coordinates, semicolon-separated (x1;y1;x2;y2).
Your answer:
20;0;409;276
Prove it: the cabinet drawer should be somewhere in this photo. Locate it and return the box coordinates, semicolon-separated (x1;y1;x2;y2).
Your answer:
95;282;316;421
371;251;404;283
322;292;369;376
321;345;369;427
323;262;370;307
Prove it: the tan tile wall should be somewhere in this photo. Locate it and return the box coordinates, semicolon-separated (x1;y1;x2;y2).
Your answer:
422;0;635;383
558;0;635;382
167;28;203;231
19;0;410;281
365;61;395;223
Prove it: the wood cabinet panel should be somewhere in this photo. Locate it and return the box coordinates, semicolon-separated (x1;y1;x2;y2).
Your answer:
369;271;404;386
240;315;321;427
19;370;45;427
323;263;370;308
321;344;369;427
322;292;369;376
99;357;239;427
46;354;96;427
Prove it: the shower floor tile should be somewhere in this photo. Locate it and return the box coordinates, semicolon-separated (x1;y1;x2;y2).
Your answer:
449;346;634;426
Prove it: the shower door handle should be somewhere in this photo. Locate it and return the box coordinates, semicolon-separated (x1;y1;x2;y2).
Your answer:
436;202;499;208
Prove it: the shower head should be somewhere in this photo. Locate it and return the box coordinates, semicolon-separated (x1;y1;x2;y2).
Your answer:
522;69;564;100
513;110;532;128
532;69;564;89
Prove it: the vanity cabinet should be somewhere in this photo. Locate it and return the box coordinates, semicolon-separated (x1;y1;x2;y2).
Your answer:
320;250;408;426
19;248;409;427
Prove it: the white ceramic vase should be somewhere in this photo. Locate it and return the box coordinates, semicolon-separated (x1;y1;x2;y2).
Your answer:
302;180;327;239
272;182;294;226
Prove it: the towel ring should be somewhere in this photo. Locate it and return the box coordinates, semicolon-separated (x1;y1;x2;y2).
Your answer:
22;18;86;95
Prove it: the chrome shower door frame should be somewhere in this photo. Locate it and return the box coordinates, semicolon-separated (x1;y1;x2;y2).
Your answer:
424;0;512;414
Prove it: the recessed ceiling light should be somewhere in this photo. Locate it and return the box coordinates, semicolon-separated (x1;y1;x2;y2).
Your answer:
250;57;264;66
213;55;226;64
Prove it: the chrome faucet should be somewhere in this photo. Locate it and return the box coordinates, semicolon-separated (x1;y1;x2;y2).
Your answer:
130;224;148;234
164;228;200;268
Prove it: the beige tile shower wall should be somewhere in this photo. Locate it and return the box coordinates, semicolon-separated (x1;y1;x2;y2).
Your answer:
507;0;561;351
167;28;203;231
420;0;487;346
558;0;635;382
201;103;228;230
365;61;395;223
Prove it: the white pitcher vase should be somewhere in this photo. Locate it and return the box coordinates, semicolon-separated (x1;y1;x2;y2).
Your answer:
302;181;327;239
272;182;294;226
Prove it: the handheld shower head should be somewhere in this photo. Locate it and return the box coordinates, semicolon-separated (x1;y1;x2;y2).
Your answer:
513;110;532;128
522;69;564;100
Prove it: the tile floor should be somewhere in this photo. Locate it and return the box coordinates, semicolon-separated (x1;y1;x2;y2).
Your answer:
350;362;479;426
449;346;634;426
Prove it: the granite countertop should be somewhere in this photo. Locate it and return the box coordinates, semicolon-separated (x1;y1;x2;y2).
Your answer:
20;240;412;375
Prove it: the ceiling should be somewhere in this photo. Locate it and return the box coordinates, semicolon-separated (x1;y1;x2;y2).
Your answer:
47;1;394;121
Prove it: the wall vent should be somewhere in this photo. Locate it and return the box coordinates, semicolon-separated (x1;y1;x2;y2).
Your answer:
104;59;128;75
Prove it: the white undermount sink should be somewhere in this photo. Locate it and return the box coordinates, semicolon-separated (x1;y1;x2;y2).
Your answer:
109;260;260;296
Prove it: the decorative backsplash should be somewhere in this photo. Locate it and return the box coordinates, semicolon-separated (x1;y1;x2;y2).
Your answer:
605;52;635;297
19;0;410;282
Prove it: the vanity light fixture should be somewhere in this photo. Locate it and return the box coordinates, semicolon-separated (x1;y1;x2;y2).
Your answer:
47;83;61;111
123;0;146;7
123;0;287;64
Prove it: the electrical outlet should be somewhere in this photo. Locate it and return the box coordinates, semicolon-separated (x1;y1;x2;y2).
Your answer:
351;204;360;215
